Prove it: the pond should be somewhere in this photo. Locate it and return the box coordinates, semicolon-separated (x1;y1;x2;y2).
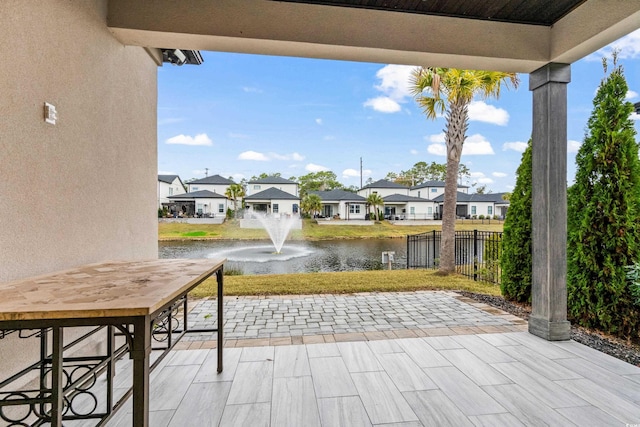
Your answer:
158;239;407;275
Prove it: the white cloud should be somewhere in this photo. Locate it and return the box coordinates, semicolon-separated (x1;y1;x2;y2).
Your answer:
410;149;419;155
166;133;212;146
626;90;638;100
373;64;415;101
476;177;494;184
426;132;446;143
468;101;510;126
324;135;336;141
492;172;508;178
631;112;640;121
588;29;640;60
470;172;486;178
315;118;323;125
342;168;372;178
364;64;416;113
502;141;528;152
231;173;245;182
506;185;515;191
427;133;494;156
568;140;582;153
238;151;304;162
462;134;495;155
306;163;329;172
363;96;401;113
238;150;269;161
158;170;176;175
242;86;263;93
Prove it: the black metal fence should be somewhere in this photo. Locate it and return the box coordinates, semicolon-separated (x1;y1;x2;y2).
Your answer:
407;230;503;284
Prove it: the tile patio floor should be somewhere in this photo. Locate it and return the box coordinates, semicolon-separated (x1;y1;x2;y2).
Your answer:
104;292;640;426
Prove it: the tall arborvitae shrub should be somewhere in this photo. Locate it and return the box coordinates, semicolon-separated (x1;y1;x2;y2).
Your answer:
500;140;532;302
567;57;640;340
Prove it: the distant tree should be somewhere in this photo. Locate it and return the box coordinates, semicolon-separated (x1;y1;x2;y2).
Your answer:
567;55;640;339
473;184;490;194
411;67;518;274
250;172;282;181
364;177;374;186
297;171;343;197
343;185;359;193
366;193;384;220
500;140;532;302
457;164;471;185
501;192;512;202
225;183;245;218
301;194;322;217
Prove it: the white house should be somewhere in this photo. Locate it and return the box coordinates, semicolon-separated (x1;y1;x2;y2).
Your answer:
382;194;436;220
309;189;367;219
244;187;300;216
167;190;231;217
432;192;510;219
357;179;409;198
187;174;235;195
410;180;469;199
247;176;299;197
157;175;186;208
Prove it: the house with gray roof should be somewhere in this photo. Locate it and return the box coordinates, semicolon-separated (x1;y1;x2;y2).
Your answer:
357;179;409;198
309;189;367;219
432;192;510;219
247;176;299;197
187;174;235;196
166;189;230;217
410;180;469;199
244;187;300;217
157;174;186;208
382;194;436;220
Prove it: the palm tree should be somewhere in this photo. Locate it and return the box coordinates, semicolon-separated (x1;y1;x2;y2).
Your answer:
366;193;384;221
225;183;245;218
411;67;518;274
301;194;322;218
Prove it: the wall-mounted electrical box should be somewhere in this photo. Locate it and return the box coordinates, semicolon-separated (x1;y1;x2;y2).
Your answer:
44;102;57;125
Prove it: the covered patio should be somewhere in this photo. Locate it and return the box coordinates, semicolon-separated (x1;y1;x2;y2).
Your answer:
3;1;640;426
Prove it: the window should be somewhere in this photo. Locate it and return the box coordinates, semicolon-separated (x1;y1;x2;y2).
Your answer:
410;207;415;215
431;188;437;193
349;204;360;214
218;204;224;213
428;207;433;214
253;185;261;190
293;204;299;213
488;206;493;215
191;186;198;191
471;206;477;215
417;191;421;198
273;204;279;213
168;187;173;196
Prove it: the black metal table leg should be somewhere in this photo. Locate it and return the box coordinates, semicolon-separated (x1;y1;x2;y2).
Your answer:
51;326;64;427
131;316;151;427
217;267;224;373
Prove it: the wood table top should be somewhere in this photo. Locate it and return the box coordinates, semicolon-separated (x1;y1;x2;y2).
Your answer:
0;259;225;322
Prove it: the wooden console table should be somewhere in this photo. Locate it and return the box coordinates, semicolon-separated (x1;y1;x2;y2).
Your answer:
0;258;225;427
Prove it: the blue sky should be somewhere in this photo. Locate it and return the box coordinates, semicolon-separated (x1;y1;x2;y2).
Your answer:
158;30;640;193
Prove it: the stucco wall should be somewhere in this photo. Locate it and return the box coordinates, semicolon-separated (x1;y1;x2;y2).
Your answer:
0;0;157;380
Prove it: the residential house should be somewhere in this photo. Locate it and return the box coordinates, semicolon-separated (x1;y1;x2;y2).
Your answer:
410;180;469;199
309;189;367;219
383;194;436;220
246;176;299;197
244;187;300;216
187;174;235;195
157;175;186;208
166;190;230;217
358;179;436;220
432;192;510;219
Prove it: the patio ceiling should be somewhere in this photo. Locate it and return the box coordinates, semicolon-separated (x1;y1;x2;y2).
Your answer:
107;0;640;72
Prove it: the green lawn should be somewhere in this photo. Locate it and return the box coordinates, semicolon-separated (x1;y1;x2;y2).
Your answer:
190;269;501;298
160;218;503;241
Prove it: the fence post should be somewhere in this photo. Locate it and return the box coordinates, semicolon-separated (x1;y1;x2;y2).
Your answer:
432;230;436;269
473;229;478;281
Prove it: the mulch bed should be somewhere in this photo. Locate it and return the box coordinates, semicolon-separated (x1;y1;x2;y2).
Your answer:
459;291;640;367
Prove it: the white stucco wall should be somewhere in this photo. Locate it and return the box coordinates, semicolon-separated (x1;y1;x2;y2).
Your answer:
0;0;158;385
469;201;497;217
159;178;186;206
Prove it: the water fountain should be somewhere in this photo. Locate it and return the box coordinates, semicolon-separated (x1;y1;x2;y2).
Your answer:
253;213;299;254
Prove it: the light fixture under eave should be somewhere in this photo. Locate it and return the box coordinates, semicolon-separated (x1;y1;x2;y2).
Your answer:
161;49;204;66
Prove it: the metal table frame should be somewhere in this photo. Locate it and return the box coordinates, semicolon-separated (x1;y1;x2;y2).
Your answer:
0;261;224;427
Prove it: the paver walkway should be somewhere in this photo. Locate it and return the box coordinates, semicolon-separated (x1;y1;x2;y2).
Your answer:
178;291;527;349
